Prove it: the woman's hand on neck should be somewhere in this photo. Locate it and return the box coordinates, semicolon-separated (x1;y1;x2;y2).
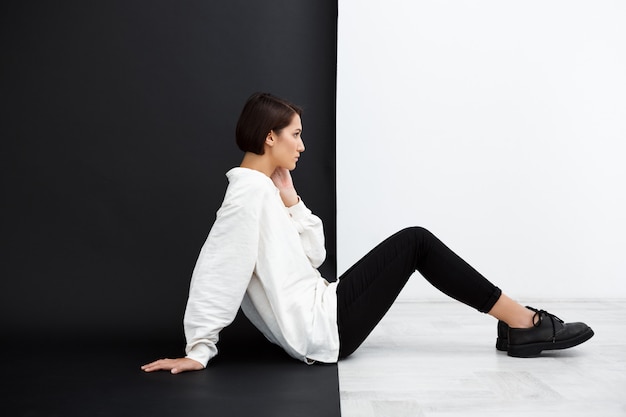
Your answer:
270;167;299;207
239;153;299;207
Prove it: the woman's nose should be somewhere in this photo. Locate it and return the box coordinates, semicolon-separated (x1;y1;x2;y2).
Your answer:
298;138;305;152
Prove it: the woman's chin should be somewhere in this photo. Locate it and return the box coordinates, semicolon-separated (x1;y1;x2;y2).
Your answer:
277;161;297;171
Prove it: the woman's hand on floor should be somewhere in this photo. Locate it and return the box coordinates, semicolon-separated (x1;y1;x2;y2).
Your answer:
141;357;204;374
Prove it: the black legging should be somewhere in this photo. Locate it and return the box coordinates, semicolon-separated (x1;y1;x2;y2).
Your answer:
336;227;502;358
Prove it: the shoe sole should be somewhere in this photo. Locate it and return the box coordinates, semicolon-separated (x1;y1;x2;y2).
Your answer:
507;327;595;358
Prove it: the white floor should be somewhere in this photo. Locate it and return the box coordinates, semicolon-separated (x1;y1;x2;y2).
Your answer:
338;300;626;417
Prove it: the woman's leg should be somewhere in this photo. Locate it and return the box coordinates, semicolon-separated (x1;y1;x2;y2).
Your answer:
336;226;594;358
336;226;502;358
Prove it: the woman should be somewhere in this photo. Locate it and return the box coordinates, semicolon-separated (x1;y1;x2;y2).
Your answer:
142;93;594;374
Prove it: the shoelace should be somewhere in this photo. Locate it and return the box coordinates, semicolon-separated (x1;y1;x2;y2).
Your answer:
528;307;564;343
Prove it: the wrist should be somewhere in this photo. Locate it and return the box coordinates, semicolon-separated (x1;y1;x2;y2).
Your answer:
280;188;299;207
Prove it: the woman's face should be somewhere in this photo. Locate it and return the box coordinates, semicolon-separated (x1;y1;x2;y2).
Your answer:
270;114;305;170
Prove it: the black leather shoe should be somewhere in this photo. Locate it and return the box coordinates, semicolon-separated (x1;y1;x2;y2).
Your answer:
495;305;539;351
495;320;509;351
507;307;594;357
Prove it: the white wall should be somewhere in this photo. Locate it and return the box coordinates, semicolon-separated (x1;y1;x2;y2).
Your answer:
337;0;626;300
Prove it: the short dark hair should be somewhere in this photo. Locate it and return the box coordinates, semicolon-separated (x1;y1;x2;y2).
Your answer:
235;92;302;155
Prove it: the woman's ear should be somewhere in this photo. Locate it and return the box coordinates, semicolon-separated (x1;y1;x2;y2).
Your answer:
265;131;274;147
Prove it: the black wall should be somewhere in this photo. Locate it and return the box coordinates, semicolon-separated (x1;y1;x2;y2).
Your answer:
1;1;337;344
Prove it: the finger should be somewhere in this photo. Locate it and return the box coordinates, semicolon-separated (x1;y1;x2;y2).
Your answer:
141;358;167;368
141;359;173;372
143;364;171;373
142;363;163;372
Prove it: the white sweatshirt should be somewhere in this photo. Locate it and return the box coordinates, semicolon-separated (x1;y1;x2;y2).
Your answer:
183;167;339;366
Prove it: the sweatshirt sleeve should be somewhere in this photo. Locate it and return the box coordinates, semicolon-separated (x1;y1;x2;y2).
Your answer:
183;187;262;367
287;199;326;268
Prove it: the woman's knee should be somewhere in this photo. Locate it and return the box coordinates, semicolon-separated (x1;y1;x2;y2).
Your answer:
392;227;438;251
398;226;432;241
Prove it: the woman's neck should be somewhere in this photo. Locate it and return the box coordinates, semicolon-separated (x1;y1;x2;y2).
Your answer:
240;152;275;177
